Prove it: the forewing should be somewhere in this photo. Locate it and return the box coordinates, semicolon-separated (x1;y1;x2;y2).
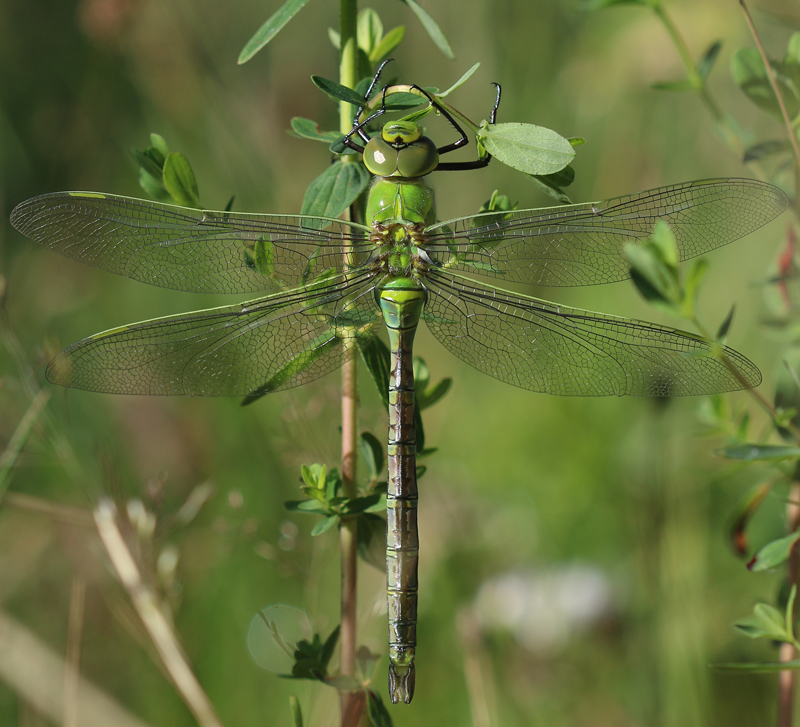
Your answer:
47;272;380;396
10;192;373;294
424;179;787;287
422;271;760;397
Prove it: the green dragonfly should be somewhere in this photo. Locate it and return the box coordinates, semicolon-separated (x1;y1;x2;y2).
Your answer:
9;71;788;703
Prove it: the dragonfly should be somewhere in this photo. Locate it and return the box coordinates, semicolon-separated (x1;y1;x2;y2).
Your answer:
9;69;788;703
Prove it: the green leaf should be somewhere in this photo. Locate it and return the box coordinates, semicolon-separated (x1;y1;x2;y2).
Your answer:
238;0;314;64
284;499;329;514
242;335;340;405
418;378;452;410
300;161;371;228
137;168;171;202
149;133;169;157
734;596;796;643
399;0;455;60
414;404;425;454
713;659;800;674
311;76;367;107
529;164;576;204
681;258;709;318
729;480;773;556
568;137;586;147
289;695;303;727
440;63;481;97
651;79;699;92
130;147;164;180
698;40;723;80
357;8;383;57
343;492;384;515
775;348;800;440
716;444;800;461
311;515;338;536
716;305;735;343
730;47;800;121
357;513;387;570
366;689;394;727
320;626;339;671
162;152;201;208
747;531;800;571
225;196;235;212
328;28;340;50
289;118;342;143
477;122;575;176
370;26;405;63
649;219;679;267
582;0;649;8
743;139;791;163
358;336;391;411
384;91;430;110
360;431;384;480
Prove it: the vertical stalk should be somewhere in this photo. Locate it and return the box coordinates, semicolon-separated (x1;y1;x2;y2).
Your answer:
338;0;361;724
778;481;800;727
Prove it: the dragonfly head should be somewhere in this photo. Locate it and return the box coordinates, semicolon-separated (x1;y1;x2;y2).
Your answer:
363;120;439;178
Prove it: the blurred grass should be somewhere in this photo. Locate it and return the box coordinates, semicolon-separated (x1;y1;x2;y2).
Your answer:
0;0;797;725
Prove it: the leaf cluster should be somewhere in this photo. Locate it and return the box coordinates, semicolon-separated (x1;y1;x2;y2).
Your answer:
130;134;204;209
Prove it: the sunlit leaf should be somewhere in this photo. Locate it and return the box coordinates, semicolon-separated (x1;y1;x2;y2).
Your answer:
370;26;405;63
716;444;800;461
311;76;368;107
162;152;200;208
477;122;575;175
238;0;314;64
747;531;800;571
440;63;481;97
681;258;709;318
300;161;371;228
398;0;454;60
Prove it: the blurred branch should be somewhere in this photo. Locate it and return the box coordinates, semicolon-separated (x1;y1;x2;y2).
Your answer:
2;492;95;528
650;2;744;156
63;577;86;727
0;609;153;727
93;498;226;727
0;389;50;500
778;481;800;727
740;0;800;171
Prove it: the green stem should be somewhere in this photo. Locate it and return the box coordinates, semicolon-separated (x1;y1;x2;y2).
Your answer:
338;1;362;725
691;316;800;441
651;2;744;156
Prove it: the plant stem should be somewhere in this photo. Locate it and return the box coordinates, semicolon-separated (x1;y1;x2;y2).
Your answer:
739;0;800;172
338;1;362;725
779;481;800;727
651;2;744;156
692;317;800;441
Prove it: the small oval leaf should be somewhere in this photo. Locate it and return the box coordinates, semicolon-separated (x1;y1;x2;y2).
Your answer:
300;161;371;228
162;152;201;208
238;0;314;64
478;122;575;175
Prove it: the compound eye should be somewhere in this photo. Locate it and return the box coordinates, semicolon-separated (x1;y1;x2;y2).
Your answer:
363;137;398;176
396;137;439;178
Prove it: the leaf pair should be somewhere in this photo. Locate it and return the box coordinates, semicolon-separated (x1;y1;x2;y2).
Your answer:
239;0;452;65
130;133;201;208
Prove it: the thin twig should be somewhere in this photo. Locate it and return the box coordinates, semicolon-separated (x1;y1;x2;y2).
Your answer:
0;389;50;500
2;492;94;528
740;0;800;171
64;576;86;727
778;481;800;727
93;499;225;727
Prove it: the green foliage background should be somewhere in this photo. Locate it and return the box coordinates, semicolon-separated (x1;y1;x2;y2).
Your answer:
0;0;795;725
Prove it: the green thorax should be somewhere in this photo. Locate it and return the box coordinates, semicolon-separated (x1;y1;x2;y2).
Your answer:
367;178;435;280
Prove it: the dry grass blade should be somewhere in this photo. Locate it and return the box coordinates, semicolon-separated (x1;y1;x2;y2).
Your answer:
63;577;86;727
0;389;50;499
93;498;226;727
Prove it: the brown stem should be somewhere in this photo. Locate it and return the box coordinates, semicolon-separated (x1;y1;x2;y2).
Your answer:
779;481;800;727
740;0;800;171
64;576;86;727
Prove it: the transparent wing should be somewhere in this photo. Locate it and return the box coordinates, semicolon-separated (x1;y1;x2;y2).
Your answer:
422;270;760;397
47;271;380;396
424;179;787;287
10;192;373;294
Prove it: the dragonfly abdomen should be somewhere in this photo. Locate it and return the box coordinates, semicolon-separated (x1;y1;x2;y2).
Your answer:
378;279;424;705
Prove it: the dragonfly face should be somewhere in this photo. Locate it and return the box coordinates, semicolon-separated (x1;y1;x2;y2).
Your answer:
363;120;440;178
